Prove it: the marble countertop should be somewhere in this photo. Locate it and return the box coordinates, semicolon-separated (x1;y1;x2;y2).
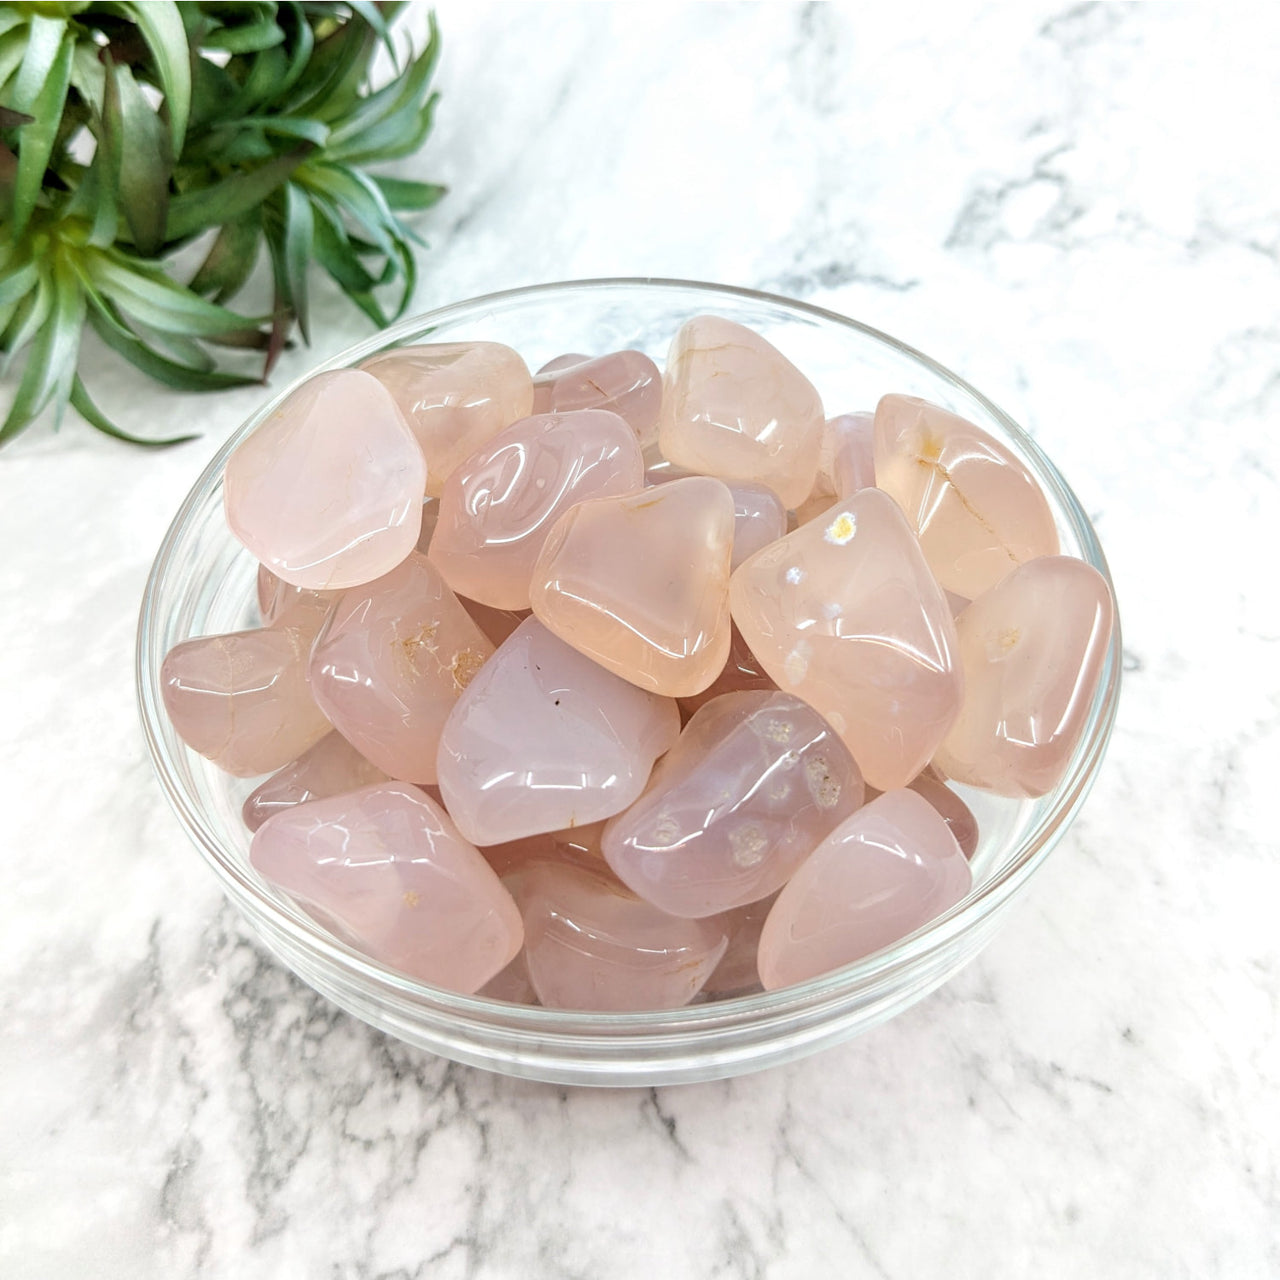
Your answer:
2;3;1277;1276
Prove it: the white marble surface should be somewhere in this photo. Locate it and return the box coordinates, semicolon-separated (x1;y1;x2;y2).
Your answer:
2;2;1278;1275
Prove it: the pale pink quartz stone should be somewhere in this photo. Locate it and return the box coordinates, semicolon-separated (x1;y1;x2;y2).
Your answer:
224;370;425;590
478;821;607;878
459;600;530;647
757;789;971;990
933;555;1114;797
361;342;534;497
729;487;963;791
641;442;698;486
415;498;440;554
821;411;876;496
676;623;776;720
863;767;980;859
427;410;644;609
478;951;537;1004
161;626;330;777
530;476;735;697
510;860;730;1011
702;893;777;997
436;618;681;845
542;350;663;446
255;565;335;639
727;481;787;570
251;782;523;994
658;316;824;508
603;691;865;918
241;731;388;832
873;394;1059;599
531;353;591;413
308;552;494;783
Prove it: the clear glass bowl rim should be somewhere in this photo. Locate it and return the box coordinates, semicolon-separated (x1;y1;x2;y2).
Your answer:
136;276;1122;1044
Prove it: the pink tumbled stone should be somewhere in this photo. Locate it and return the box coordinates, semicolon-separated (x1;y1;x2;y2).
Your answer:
361;342;534;497
603;691;864;917
728;481;787;570
478;951;537;1004
530;476;735;697
510;860;730;1011
873;394;1059;599
659;316;824;508
641;442;698;487
933;555;1114;797
309;553;494;783
908;768;980;858
730;487;963;791
822;412;876;496
459;599;530;648
436;618;681;846
251;782;523;994
224;370;425;591
702;893;776;997
161;625;330;777
531;353;591;413
676;623;776;720
544;350;663;446
758;789;971;990
241;731;388;832
428;410;644;609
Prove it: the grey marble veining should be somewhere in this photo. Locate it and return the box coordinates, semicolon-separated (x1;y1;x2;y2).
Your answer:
1;3;1278;1276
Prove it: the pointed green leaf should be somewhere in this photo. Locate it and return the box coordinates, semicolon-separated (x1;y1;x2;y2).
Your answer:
188;213;262;302
70;374;198;447
330;89;439;166
204;14;285;54
369;175;446;212
164;146;310;242
299;162;399;258
102;57;170;256
7;19;73;236
0;259;37;308
68;40;105;113
0;272;51;371
0;30;31;102
121;1;190;158
346;0;400;70
280;181;313;342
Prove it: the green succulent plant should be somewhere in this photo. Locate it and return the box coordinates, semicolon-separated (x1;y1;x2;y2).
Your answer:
0;1;443;446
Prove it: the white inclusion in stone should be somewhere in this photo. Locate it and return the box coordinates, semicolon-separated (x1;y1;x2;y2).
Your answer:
754;716;795;746
783;641;810;686
728;823;767;867
824;511;857;546
804;754;841;808
785;565;806;585
826;709;847;734
651;813;680;847
821;600;843;621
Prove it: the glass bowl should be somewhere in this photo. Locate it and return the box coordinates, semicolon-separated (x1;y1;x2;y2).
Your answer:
137;278;1121;1087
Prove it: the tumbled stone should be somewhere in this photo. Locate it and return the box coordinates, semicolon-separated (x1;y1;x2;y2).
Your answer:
757;789;971;989
531;353;590;414
603;691;864;917
531;476;735;696
162;625;330;777
542;350;663;446
702;893;776;997
361;342;534;497
241;731;388;832
658;316;824;508
729;487;963;791
873;394;1059;599
437;618;680;845
428;410;644;609
478;820;607;878
459;599;530;647
676;623;776;720
510;860;730;1011
641;442;698;486
822;411;876;496
728;481;787;570
415;498;440;554
224;370;425;590
251;782;522;994
933;555;1114;797
478;951;537;1004
309;552;494;783
863;766;980;859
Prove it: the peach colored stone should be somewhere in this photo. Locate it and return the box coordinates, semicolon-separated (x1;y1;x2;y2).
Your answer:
821;411;876;496
255;565;335;637
224;370;425;590
416;498;440;554
510;860;730;1011
603;691;864;917
543;350;663;446
702;893;777;997
308;552;494;783
241;731;388;832
530;476;735;697
161;625;330;777
478;951;537;1004
460;600;530;647
478;821;607;879
641;442;698;486
933;555;1114;797
251;782;522;994
676;623;776;721
728;481;787;570
729;488;963;791
361;342;534;497
864;767;980;859
428;410;644;609
658;316;824;508
436;618;681;845
757;789;971;989
531;353;590;413
873;394;1059;598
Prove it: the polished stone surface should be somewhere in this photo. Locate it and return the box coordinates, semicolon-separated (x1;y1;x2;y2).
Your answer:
536;349;663;445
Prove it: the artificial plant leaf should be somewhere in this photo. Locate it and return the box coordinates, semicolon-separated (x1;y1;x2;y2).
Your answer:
203;13;286;55
7;17;73;237
122;0;190;158
102;56;170;256
279;180;314;341
188;212;262;302
165;146;311;242
368;175;446;212
70;374;198;446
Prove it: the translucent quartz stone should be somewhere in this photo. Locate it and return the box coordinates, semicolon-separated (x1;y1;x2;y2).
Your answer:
729;487;963;791
242;731;388;832
757;788;972;989
658;316;824;508
530;476;735;697
361;342;534;497
460;599;529;647
542;350;663;446
863;767;980;859
308;552;494;783
224;370;425;590
728;481;787;570
702;893;776;997
478;820;607;878
873;394;1059;599
478;951;537;1004
436;618;681;845
416;498;440;554
255;565;334;638
933;555;1114;797
641;442;698;486
161;625;330;777
531;353;590;413
603;690;864;917
676;623;776;720
822;411;876;496
250;782;522;994
510;860;730;1011
428;410;644;609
